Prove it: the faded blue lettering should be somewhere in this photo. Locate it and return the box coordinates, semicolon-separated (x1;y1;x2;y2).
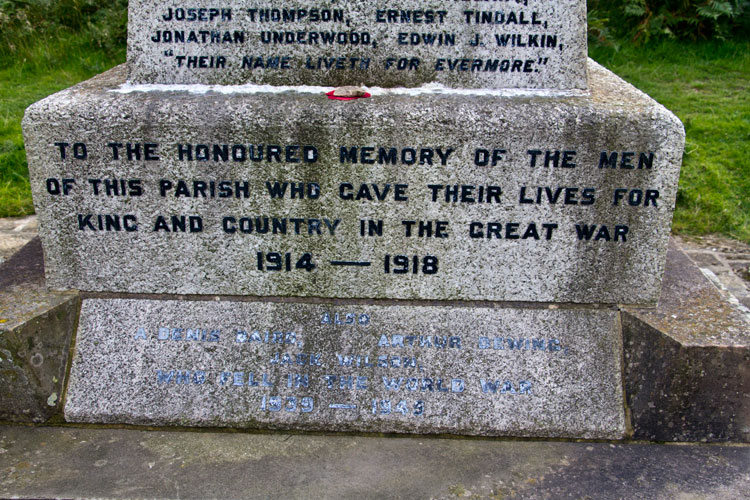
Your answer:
480;379;532;395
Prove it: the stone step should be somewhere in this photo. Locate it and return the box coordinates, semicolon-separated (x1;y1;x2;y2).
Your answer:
1;425;748;500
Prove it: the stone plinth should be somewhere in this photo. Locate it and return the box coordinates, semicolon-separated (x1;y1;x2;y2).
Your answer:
64;298;626;439
126;0;588;89
623;242;750;442
0;240;79;423
22;60;684;305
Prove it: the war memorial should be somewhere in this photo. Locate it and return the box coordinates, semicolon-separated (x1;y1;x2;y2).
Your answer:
1;1;748;497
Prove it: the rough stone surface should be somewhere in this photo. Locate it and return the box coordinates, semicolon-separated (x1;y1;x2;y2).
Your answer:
23;60;684;305
0;215;38;265
0;286;79;422
9;222;750;313
623;241;750;442
64;298;626;439
679;234;750;310
126;0;588;89
2;425;749;500
0;237;45;291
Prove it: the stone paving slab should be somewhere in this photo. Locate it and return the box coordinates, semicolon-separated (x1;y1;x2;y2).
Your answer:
0;216;38;265
678;235;750;310
0;425;748;500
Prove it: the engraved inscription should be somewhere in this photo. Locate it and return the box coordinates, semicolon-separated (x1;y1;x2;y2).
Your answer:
126;0;589;88
64;300;626;438
38;135;673;302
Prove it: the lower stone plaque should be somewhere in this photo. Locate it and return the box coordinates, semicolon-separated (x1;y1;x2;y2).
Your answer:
65;299;626;439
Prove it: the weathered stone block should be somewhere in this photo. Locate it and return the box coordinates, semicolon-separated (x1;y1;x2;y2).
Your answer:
126;0;588;89
64;299;626;439
22;60;684;305
623;242;750;442
0;285;79;422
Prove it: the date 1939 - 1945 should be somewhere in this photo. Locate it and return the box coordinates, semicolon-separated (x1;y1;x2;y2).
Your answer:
259;396;425;417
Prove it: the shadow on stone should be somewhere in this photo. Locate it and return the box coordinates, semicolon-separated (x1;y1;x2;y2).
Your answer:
0;236;45;291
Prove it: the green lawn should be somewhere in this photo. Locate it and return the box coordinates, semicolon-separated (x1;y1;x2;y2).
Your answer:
590;40;750;242
1;38;749;242
0;28;125;216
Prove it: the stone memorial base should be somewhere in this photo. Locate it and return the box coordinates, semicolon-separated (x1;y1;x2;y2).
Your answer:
14;56;747;441
65;299;625;439
23;59;684;305
8;1;746;495
2;236;748;441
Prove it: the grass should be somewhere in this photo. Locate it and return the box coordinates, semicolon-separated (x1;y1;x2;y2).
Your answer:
0;28;748;242
0;55;125;217
590;40;750;242
0;0;126;217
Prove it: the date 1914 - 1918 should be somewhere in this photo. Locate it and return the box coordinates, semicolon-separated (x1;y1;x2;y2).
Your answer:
256;252;439;274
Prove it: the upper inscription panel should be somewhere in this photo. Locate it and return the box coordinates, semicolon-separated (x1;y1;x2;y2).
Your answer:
23;63;684;305
126;0;588;89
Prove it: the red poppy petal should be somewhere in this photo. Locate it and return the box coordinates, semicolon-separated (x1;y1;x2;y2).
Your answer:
326;91;371;101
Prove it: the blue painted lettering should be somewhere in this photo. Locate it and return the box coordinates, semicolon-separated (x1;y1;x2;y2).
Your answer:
371;399;425;416
269;352;322;366
382;377;464;392
478;337;563;352
235;330;296;344
336;353;418;369
378;335;462;349
479;379;532;395
321;312;370;326
156;369;206;384
157;369;174;384
261;395;314;413
156;327;219;342
287;373;309;388
324;374;369;390
219;371;273;387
